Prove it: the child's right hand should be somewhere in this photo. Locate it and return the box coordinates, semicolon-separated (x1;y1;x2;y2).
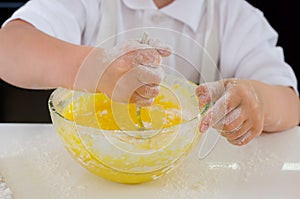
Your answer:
74;39;171;106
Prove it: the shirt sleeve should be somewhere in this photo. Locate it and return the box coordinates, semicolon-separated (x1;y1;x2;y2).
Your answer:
2;0;102;45
219;0;298;94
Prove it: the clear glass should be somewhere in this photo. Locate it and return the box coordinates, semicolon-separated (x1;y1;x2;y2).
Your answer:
48;72;203;184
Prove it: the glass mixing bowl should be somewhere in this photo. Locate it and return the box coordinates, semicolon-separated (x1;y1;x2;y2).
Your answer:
48;74;202;184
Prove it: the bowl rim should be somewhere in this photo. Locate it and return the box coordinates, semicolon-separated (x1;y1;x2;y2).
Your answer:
48;87;202;175
48;87;201;136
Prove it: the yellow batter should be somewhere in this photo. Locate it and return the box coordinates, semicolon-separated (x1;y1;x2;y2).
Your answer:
63;91;183;131
56;88;198;184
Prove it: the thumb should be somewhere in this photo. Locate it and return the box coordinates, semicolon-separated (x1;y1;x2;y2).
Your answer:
196;80;226;107
148;38;172;57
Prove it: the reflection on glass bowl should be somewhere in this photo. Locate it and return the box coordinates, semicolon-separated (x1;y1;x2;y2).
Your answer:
48;74;202;184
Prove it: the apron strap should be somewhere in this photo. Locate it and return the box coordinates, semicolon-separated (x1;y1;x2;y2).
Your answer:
96;0;120;48
200;0;220;83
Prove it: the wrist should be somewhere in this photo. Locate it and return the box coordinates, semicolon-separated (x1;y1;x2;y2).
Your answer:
247;80;270;130
62;45;94;90
250;80;299;132
69;46;112;93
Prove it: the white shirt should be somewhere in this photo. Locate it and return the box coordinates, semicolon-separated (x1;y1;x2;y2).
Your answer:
2;0;298;92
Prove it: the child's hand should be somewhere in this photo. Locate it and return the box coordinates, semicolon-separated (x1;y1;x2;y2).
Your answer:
76;39;171;106
196;79;264;146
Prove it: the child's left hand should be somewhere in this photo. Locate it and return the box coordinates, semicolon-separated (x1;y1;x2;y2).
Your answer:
196;79;264;146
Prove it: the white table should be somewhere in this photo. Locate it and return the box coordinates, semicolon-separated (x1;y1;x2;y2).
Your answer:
0;123;299;199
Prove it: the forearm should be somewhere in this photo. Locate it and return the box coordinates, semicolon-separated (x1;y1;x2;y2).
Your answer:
252;80;300;132
0;20;93;89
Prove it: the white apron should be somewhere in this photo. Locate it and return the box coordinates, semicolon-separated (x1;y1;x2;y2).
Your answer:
96;0;221;83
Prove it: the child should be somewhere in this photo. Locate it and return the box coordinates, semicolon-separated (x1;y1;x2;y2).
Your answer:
0;0;299;146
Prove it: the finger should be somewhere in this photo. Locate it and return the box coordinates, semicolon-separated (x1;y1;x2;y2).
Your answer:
109;40;150;59
196;81;225;107
199;111;211;133
137;65;164;85
130;92;154;106
110;66;143;103
220;119;252;140
196;79;240;106
214;106;244;132
229;130;253;146
148;38;172;57
112;43;160;67
135;85;160;99
199;90;241;132
135;48;162;67
110;64;163;104
230;118;263;146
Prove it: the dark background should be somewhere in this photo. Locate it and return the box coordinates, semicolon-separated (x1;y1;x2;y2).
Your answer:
0;0;299;123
